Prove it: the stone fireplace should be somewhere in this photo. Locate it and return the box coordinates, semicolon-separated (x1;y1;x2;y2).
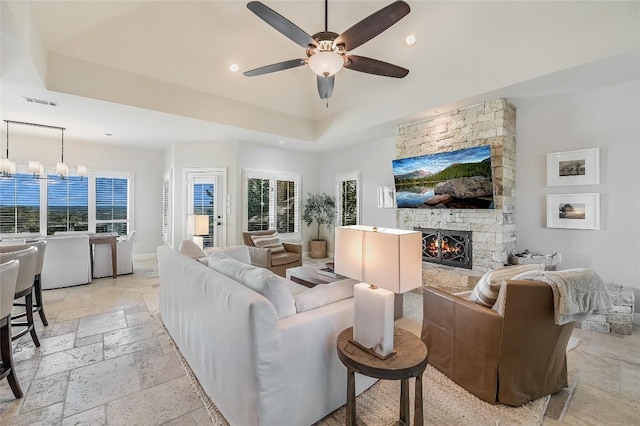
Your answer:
396;99;517;291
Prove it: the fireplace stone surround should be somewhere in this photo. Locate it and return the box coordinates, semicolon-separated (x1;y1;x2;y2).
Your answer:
396;99;517;291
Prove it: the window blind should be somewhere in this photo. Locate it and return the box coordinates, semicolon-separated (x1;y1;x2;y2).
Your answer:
0;174;40;233
47;175;89;235
96;176;129;235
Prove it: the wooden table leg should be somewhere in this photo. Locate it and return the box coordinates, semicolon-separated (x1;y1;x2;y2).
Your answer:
414;373;424;426
400;378;409;425
110;239;117;279
346;367;356;426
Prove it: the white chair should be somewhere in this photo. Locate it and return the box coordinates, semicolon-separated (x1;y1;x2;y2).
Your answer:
41;235;92;289
93;231;136;278
0;260;23;398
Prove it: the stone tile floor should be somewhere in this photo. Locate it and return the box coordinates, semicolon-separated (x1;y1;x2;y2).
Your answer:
0;258;638;425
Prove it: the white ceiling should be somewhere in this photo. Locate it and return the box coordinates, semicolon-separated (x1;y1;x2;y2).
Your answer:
1;0;639;152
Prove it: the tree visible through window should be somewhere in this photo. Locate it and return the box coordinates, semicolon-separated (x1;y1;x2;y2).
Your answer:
193;183;214;248
96;176;129;235
244;169;300;237
247;177;271;231
336;171;361;227
0;174;40;233
47;175;88;235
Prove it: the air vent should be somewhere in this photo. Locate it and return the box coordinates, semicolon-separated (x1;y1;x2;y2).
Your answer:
23;96;58;107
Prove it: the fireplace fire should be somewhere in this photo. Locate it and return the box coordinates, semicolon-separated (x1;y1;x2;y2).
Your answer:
415;228;472;269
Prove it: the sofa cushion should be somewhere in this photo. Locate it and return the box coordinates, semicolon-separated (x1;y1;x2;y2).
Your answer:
295;279;357;313
208;252;296;319
469;264;545;307
251;232;285;254
205;245;251;265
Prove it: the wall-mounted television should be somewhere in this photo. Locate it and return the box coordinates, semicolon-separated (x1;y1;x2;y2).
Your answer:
392;145;494;209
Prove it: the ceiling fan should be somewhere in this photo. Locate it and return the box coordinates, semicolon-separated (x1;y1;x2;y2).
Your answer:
243;0;411;100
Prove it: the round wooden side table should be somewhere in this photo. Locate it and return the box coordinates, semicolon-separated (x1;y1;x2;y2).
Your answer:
337;327;428;426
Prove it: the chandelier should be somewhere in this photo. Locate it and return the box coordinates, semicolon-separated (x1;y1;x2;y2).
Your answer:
1;120;87;179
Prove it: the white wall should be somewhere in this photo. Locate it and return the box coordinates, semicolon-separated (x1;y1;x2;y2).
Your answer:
169;140;238;249
319;137;398;253
6;135;164;256
514;79;640;290
236;142;321;250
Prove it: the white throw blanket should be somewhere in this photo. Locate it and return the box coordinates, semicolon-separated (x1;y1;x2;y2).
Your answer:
513;268;612;325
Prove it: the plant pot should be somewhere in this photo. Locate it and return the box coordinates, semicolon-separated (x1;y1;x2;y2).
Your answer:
309;239;327;258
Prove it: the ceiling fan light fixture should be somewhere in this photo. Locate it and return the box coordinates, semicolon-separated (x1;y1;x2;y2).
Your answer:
404;35;417;47
308;51;344;77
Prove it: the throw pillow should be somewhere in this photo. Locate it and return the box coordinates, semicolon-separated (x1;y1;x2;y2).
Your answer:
208;252;296;319
250;232;286;254
178;239;207;259
295;279;357;313
469;263;545;307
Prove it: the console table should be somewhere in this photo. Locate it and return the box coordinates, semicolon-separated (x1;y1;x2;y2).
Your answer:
337;327;428;426
88;234;117;279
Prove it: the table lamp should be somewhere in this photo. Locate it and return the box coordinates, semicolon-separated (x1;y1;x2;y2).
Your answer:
335;225;422;358
187;214;209;249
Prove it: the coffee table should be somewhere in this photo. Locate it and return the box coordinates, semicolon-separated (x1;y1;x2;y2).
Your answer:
285;265;343;288
286;265;404;318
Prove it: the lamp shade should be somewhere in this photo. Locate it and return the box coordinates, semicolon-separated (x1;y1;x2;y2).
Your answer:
187;214;209;236
335;225;422;293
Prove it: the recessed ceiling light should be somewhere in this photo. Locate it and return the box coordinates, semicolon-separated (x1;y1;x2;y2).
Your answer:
404;35;417;47
278;140;285;145
105;133;113;136
230;64;239;72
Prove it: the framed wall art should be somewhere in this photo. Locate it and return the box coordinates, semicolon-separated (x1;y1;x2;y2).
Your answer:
546;193;600;230
546;147;599;186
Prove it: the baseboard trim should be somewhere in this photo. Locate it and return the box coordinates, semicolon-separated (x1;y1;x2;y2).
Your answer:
134;253;156;261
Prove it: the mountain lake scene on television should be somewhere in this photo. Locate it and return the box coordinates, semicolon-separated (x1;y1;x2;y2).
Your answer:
393;145;494;209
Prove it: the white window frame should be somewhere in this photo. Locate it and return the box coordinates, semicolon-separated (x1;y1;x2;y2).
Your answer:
89;169;134;234
243;168;301;240
162;169;173;246
184;168;227;248
335;170;361;227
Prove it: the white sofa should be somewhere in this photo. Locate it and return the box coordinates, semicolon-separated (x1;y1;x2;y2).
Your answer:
158;245;377;426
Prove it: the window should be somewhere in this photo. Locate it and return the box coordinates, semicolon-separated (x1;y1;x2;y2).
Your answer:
46;175;89;235
94;172;132;235
336;171;361;226
162;170;172;245
0;174;40;234
244;169;300;238
193;182;214;248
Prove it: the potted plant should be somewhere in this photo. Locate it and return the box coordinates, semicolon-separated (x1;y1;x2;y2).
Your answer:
302;192;336;258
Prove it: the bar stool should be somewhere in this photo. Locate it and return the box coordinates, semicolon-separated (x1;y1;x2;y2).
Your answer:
0;246;40;347
0;259;23;398
0;242;48;326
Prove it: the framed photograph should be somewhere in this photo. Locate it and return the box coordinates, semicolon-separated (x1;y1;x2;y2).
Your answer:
547;148;599;186
546;193;600;230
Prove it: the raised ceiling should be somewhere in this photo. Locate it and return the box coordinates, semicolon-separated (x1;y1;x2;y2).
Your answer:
1;0;638;151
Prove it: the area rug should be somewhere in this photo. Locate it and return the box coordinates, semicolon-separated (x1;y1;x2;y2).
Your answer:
157;293;551;426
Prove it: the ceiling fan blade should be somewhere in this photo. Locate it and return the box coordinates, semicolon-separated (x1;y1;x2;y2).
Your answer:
334;1;410;51
317;75;335;99
243;59;306;77
247;1;316;48
344;55;409;78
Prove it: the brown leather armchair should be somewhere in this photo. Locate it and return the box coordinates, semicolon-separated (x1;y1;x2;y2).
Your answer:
421;280;575;406
241;230;302;277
